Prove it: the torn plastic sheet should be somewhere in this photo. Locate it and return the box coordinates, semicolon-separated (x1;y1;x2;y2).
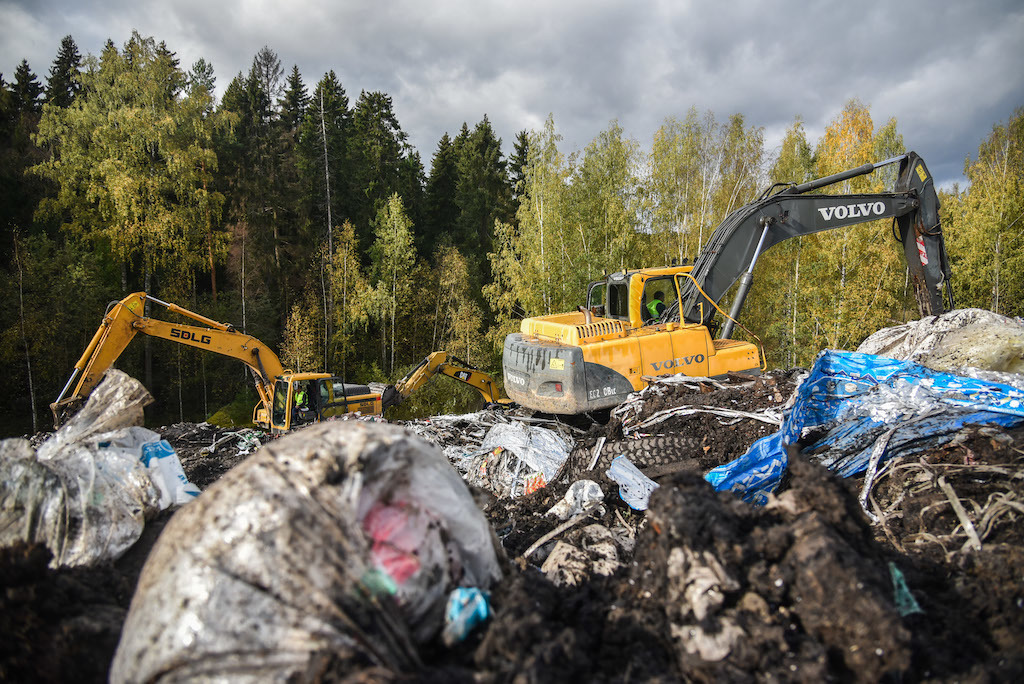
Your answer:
607;456;660;510
111;421;501;683
706;350;1024;505
0;371;164;567
479;421;570;488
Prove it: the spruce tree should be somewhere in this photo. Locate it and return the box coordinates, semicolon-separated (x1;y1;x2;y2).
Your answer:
280;65;309;133
454;115;510;277
509;129;530;203
45;35;82;108
347;91;421;256
12;60;43;114
422;133;460;256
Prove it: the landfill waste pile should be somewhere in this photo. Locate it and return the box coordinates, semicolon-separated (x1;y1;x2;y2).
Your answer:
1;309;1023;681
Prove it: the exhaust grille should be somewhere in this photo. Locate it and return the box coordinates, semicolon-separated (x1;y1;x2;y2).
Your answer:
574;320;624;339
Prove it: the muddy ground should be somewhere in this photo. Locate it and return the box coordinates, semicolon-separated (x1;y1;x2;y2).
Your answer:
2;371;1023;682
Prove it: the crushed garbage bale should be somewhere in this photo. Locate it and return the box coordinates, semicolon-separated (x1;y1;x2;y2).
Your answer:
111;421;501;683
858;307;1024;374
0;370;197;568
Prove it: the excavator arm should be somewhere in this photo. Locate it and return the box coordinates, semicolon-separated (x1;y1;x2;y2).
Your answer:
52;292;286;427
383;351;512;411
675;151;954;337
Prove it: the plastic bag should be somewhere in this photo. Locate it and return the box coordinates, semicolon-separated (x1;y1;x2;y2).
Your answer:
706;350;1024;504
607;456;660;510
111;421;502;683
141;440;200;508
0;371;164;567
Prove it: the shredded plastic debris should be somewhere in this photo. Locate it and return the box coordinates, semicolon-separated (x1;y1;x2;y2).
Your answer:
707;350;1024;504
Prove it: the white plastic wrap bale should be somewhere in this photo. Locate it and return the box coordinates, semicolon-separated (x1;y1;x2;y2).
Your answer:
479;421;571;489
0;370;163;567
111;421;502;683
857;308;1024;375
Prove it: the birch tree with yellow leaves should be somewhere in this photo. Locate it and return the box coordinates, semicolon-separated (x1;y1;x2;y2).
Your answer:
943;107;1024;316
800;99;910;354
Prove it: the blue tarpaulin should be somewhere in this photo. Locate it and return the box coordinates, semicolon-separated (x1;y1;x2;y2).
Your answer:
706;350;1024;505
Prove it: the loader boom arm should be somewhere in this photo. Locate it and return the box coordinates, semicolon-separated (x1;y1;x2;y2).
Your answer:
52;292;286;426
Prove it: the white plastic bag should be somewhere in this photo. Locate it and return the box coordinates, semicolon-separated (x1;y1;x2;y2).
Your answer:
141;440;200;508
0;371;161;567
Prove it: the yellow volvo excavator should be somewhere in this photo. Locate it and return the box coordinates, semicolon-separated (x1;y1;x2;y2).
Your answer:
54;293;509;433
503;151;955;414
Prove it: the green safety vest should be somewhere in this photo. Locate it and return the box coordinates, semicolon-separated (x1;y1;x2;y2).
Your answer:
647;299;663;319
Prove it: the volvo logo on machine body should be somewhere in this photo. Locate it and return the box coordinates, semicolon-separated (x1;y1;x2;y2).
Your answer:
651;354;705;372
818;201;886;222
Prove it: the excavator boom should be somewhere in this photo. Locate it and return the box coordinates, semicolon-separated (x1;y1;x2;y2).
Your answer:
677;151;953;335
52;292;289;428
384;351;512;411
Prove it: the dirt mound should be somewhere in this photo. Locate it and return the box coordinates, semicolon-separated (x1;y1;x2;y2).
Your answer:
616;456;912;681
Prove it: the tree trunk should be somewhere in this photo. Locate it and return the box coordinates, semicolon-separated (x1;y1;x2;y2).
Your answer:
790;239;801;368
14;236;37;433
203;161;217;301
144;269;153;391
321;90;334;363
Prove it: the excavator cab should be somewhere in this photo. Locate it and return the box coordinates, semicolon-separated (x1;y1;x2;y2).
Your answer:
640;276;677;325
269;374;384;434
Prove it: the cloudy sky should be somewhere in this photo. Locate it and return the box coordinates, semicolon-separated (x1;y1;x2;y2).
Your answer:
2;0;1022;189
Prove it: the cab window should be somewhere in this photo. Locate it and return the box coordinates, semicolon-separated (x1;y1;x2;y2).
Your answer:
272;379;288;426
606;283;629;320
586;282;607;316
641;277;678;323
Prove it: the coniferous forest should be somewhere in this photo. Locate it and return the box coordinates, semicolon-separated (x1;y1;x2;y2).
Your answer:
2;32;1022;436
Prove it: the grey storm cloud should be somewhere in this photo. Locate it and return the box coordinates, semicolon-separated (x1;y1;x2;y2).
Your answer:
2;0;1022;188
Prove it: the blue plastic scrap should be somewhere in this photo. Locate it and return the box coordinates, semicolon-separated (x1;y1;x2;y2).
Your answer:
442;587;491;645
706;350;1024;505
